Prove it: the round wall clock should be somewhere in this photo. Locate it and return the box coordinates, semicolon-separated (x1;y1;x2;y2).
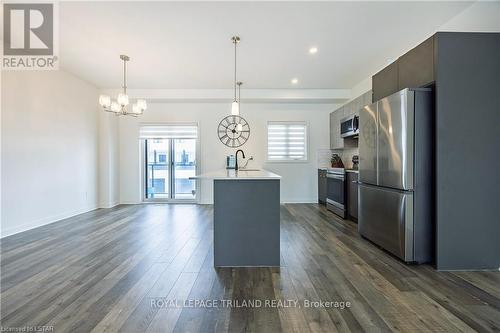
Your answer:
217;115;250;148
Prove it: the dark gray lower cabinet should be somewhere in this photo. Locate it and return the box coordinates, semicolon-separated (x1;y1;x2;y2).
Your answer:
318;169;327;204
347;171;358;221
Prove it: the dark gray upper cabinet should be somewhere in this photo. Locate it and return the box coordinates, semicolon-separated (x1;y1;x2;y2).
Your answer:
329;111;336;149
372;60;398;102
363;90;373;106
398;36;435;90
373;34;437;102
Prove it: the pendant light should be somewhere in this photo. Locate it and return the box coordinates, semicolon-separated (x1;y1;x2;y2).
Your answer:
236;81;243;132
231;36;240;116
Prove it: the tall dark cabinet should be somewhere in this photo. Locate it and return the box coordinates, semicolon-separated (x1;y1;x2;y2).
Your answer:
371;32;500;270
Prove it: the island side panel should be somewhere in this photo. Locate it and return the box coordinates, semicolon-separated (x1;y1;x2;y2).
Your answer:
214;179;280;267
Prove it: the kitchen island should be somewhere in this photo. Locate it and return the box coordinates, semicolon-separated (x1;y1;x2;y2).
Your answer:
193;169;281;267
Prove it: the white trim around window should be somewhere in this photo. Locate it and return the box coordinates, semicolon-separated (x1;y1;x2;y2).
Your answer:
266;121;309;163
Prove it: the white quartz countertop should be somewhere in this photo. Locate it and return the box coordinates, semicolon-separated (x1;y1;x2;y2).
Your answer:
192;169;281;180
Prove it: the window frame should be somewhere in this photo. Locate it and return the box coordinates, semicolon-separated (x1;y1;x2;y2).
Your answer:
266;121;309;163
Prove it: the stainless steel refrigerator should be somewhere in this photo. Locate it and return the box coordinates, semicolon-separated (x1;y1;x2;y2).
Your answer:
358;88;434;263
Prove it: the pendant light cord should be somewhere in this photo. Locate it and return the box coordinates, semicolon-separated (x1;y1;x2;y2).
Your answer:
123;58;127;94
234;39;237;102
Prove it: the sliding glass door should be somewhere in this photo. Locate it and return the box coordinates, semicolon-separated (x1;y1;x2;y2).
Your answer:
173;139;196;199
145;139;170;199
142;124;198;202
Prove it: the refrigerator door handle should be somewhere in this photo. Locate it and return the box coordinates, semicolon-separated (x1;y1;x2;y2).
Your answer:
358;181;413;193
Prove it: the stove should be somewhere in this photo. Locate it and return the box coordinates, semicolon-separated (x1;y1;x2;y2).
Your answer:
326;168;346;218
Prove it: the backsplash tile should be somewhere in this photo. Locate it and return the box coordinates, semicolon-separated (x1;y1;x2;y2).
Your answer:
332;147;359;169
316;148;358;169
316;149;332;168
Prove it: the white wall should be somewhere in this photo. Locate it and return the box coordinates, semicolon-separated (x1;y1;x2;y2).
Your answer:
439;1;500;32
1;71;100;237
118;102;337;204
98;111;120;208
350;78;372;100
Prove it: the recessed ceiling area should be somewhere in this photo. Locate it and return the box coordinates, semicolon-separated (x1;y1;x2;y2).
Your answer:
60;1;473;89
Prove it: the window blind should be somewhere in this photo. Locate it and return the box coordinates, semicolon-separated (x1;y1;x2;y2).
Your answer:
139;124;198;139
267;122;307;161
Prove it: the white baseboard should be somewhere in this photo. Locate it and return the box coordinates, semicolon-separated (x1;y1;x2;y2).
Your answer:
281;198;317;204
0;204;98;238
98;201;120;209
197;198;317;205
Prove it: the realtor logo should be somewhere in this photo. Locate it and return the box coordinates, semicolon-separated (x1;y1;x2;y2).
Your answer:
2;2;58;70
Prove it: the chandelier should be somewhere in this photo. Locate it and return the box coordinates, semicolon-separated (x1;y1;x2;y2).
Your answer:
98;55;147;116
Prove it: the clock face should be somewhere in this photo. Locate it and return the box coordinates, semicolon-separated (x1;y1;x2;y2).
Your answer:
217;115;250;148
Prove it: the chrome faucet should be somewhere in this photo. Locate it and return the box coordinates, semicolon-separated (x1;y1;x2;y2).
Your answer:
240;156;254;170
235;149;245;170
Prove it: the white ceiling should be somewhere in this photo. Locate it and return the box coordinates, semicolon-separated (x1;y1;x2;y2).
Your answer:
60;1;473;90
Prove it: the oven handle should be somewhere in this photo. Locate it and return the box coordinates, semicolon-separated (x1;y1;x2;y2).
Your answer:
327;174;345;180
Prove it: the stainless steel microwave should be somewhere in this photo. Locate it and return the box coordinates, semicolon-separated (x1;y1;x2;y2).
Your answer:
340;114;359;138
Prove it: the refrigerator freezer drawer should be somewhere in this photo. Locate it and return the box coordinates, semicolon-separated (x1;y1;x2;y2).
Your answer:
358;184;414;262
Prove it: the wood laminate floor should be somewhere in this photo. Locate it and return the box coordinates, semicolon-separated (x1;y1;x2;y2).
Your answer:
1;204;499;332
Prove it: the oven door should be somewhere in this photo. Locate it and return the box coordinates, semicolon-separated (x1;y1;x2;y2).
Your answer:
326;173;346;218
